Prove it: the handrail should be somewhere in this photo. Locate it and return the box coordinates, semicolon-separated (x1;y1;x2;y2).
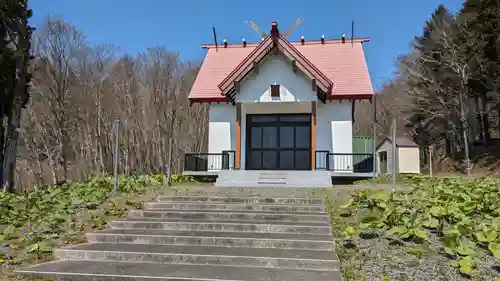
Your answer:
184;151;236;172
315;151;374;173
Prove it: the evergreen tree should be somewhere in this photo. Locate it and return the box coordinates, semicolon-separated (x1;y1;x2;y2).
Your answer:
405;5;460;155
0;0;34;191
460;0;500;143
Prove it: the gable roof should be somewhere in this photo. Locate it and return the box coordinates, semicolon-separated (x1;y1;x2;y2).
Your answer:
189;22;374;103
218;22;333;101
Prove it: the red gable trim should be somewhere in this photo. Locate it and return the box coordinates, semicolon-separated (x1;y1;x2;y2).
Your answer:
218;36;274;95
217;23;333;97
277;34;332;92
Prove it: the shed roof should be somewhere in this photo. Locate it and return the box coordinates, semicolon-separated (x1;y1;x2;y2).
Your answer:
189;22;374;103
376;136;419;151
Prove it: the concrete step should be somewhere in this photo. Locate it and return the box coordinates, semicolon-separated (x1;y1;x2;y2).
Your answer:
156;196;325;205
136;208;327;215
17;260;343;281
145;202;326;213
210;186;331;198
121;216;330;227
55;243;339;271
87;228;335;250
128;209;330;223
109;218;332;234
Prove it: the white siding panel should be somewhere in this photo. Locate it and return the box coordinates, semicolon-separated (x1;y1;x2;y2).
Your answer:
208;104;236;171
398;147;420;173
316;102;353;171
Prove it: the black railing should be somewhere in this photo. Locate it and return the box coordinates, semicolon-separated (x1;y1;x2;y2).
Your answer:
315;150;330;170
315;151;374;173
184;150;236;171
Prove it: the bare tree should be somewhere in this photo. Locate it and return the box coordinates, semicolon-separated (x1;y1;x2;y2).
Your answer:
32;17;86;182
7;15;208;190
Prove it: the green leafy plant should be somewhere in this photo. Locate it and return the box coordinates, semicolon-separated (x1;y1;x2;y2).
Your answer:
25;241;53;258
342;175;500;277
406;246;427;258
172;174;195;184
0;173;174;267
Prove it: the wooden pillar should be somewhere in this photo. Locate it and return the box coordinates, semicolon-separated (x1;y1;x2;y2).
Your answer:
236;103;241;169
311;101;317;170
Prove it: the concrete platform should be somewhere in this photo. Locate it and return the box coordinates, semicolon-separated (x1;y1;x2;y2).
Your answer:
216;170;333;188
18;260;343;281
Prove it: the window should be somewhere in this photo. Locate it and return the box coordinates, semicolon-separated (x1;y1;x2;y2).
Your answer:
379;151;387;161
270;84;280;97
379;151;388;173
249;115;278;123
279;115;311;122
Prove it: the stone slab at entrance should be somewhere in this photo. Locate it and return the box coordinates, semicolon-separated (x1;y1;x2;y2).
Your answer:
215;170;332;188
16;187;342;281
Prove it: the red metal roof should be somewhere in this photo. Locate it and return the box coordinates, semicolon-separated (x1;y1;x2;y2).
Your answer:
189;25;374;103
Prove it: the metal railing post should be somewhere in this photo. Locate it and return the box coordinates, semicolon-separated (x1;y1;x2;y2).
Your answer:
113;118;120;194
326;153;330;171
391;118;397;186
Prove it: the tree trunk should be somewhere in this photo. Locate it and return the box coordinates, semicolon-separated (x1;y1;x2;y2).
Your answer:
3;39;29;192
0;115;5;190
3;89;24;192
479;95;490;145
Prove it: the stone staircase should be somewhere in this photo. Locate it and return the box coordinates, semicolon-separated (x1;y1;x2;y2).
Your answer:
216;170;332;188
16;189;342;281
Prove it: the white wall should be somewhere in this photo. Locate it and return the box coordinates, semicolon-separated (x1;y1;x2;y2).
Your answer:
208;104;236;171
398;147;420;173
236;54;317;103
208;53;354;171
316;102;354;171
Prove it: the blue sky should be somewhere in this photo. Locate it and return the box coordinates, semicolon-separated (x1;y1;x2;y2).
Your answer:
29;0;463;90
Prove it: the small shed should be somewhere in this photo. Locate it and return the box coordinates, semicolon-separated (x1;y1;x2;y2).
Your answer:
376;136;420;174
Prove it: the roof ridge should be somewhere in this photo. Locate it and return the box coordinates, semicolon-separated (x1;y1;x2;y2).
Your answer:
201;38;370;49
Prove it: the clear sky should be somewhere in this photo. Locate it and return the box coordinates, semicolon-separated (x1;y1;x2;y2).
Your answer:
29;0;463;90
